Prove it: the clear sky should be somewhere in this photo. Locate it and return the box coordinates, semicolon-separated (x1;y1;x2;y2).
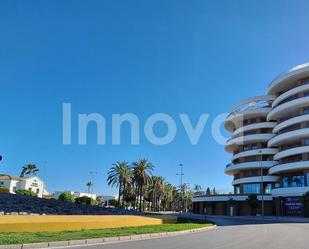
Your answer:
1;0;309;195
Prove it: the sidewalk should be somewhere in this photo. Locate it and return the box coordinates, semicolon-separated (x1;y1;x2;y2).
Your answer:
178;213;309;223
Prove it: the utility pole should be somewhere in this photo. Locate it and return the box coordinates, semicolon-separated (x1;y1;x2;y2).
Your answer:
177;163;184;212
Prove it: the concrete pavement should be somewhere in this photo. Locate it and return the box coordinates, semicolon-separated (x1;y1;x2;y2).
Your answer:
62;218;309;249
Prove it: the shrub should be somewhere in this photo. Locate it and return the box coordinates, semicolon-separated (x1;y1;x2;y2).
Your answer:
0;184;9;193
75;196;98;206
15;189;37;197
58;192;75;203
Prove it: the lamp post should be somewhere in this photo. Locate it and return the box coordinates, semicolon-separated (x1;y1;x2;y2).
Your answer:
259;150;265;218
177;163;184;212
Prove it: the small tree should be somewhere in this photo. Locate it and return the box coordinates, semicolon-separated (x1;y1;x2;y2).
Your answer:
301;191;309;217
15;189;37;197
206;187;211;195
246;194;259;216
212;187;217;195
58;192;75;203
75;196;96;205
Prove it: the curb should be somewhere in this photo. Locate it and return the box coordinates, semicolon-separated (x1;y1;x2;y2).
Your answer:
0;226;216;249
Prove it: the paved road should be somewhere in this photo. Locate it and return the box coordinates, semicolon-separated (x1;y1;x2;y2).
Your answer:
63;218;309;249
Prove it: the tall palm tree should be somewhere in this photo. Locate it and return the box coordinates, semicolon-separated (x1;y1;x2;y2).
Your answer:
162;183;175;211
120;165;133;208
107;161;132;209
133;159;154;212
149;176;164;211
20;164;39;177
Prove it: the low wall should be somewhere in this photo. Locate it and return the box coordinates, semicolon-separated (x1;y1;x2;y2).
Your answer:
0;215;177;232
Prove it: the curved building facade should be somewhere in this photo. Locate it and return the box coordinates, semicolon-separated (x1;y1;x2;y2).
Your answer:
224;95;279;195
267;63;309;197
193;63;309;217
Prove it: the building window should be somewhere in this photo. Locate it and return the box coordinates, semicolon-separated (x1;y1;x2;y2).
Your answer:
306;173;309;186
13;187;16;192
283;175;304;188
304;107;309;115
243;183;260;194
36;189;39;194
265;184;272;194
29;188;32;192
235;186;240;194
304;138;309;145
251;144;258;150
243;145;250;151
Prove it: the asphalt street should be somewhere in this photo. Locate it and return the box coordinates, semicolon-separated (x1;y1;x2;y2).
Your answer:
62;217;309;249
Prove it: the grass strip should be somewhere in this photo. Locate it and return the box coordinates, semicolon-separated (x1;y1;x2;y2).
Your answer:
0;223;213;245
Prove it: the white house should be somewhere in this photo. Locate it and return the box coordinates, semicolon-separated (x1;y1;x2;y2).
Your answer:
0;175;46;198
54;191;97;200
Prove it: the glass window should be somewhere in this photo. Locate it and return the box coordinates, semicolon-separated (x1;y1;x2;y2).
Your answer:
304;138;309;145
265;184;272;194
283;176;304;188
304;107;309;115
243;183;260;194
235;186;240;194
243;145;249;151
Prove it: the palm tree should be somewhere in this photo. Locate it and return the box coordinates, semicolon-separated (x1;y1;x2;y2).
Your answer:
120;164;133;208
20;164;39;177
162;183;175;211
86;181;93;193
133;159;154;212
148;176;164;211
107;161;132;209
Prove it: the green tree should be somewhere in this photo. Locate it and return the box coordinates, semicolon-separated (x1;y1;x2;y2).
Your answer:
133;159;154;212
212;187;217;195
0;183;9;193
148;176;164;211
15;189;37;197
75;196;97;206
20;164;39;177
107;161;133;209
162;183;175;211
206;187;211;195
58;192;75;203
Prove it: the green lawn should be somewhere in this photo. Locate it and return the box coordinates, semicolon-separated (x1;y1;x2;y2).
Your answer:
0;223;213;245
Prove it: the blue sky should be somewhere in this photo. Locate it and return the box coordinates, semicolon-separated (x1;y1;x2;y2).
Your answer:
1;0;309;195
